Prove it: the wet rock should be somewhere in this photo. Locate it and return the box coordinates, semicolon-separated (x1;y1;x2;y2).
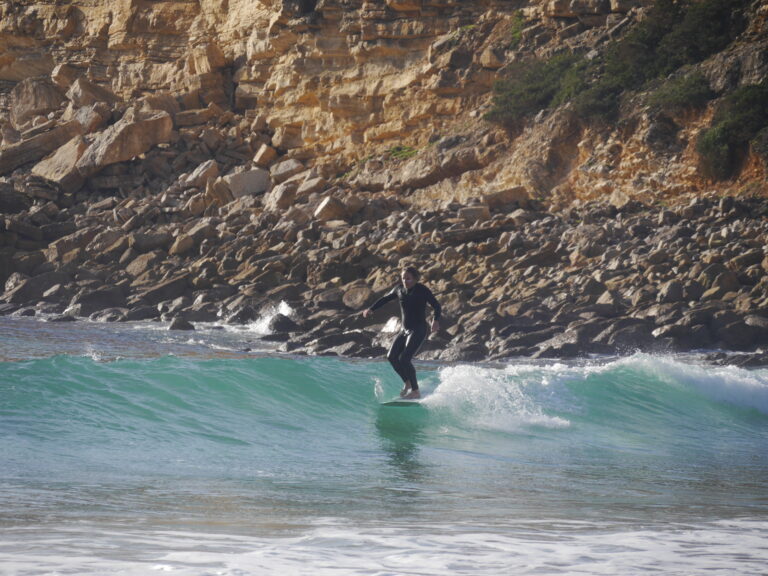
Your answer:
267;313;299;333
67;286;127;317
169;317;195;330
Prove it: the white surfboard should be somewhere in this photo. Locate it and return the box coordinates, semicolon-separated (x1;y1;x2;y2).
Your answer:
380;396;426;407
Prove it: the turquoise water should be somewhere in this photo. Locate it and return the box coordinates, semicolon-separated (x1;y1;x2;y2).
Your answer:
1;317;768;575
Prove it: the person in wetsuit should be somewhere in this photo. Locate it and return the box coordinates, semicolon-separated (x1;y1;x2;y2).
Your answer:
363;266;441;399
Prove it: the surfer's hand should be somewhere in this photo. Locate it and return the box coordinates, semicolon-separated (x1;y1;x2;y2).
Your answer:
362;309;371;318
431;319;440;333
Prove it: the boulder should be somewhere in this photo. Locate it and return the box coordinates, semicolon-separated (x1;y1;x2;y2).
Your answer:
297;176;328;197
457;205;490;224
51;64;79;90
270;159;305;184
73;102;111;134
10;77;65;129
134;273;192;306
314;196;348;222
181;159;219;190
3;271;70;304
76;109;173;177
126;251;162;278
169;233;195;256
66;78;120;108
263;181;297;211
169;317;195;331
67;286;127;317
129;231;172;253
31;135;87;193
45;226;100;261
267;313;299;333
253;143;278;167
483;186;529;209
342;284;373;310
0;121;83;176
222;168;270;198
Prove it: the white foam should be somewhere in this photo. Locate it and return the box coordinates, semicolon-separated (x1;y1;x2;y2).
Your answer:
381;316;400;334
246;301;296;336
426;363;573;431
589;353;768;416
2;519;767;576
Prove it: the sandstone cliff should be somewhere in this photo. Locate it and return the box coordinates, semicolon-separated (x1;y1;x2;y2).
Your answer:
2;1;768;363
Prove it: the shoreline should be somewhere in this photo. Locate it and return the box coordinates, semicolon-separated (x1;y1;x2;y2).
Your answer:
2;313;767;369
4;194;768;369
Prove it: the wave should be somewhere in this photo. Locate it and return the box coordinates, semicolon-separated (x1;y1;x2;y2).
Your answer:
3;354;766;450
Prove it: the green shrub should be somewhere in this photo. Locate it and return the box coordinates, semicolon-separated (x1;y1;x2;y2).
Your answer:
697;81;768;180
753;127;768;164
656;0;748;75
388;145;418;161
508;11;526;49
486;0;750;125
649;72;714;113
485;53;580;126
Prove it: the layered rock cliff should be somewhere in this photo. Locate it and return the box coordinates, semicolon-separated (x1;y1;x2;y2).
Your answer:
3;1;767;202
2;0;768;362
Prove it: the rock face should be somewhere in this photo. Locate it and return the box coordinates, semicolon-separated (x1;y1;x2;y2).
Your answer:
1;1;768;364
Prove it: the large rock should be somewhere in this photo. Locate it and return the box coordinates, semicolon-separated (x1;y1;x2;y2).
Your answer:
181;159;219;190
31;135;87;193
0;121;83;175
10;77;65;129
3;271;70;304
45;226;100;261
76;108;173;177
134;273;192;306
65;78;120;108
263;181;297;211
129;231;173;253
126;250;165;277
67;286;127;317
253;143;278;167
270;159;305;184
222;168;270;198
483;186;529;209
314;196;348;222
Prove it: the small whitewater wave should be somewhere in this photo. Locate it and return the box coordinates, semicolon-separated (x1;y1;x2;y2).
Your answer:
425;363;573;431
245;301;296;335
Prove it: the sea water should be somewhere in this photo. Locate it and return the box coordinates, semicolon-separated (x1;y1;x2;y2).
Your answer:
1;316;767;575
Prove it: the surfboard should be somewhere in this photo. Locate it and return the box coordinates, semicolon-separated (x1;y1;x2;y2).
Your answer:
380;398;424;407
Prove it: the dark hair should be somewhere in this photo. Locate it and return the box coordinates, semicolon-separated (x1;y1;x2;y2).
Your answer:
401;266;420;281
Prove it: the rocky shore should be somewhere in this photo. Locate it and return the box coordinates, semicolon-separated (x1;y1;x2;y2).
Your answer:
2;1;768;367
3;85;768;367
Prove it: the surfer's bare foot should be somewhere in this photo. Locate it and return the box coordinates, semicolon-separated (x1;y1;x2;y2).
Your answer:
400;381;412;397
403;389;421;399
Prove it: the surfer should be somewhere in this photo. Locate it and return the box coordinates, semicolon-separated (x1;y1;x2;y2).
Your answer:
362;266;441;399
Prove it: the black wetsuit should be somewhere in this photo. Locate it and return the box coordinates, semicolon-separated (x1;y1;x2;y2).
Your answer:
369;283;441;391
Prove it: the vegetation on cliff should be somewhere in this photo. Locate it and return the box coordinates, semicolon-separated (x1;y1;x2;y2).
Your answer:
697;79;768;180
488;0;751;124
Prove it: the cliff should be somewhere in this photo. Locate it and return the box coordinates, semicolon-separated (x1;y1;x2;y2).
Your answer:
2;0;768;363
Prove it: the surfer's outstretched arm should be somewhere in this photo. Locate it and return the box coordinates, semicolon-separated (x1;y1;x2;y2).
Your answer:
362;287;398;318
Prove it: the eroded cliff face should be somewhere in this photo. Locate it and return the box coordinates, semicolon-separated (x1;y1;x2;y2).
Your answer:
1;0;767;207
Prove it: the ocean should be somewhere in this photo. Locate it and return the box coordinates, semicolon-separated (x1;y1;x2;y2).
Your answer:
1;314;767;575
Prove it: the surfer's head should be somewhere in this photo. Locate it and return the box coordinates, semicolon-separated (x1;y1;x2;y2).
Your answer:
401;266;419;290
